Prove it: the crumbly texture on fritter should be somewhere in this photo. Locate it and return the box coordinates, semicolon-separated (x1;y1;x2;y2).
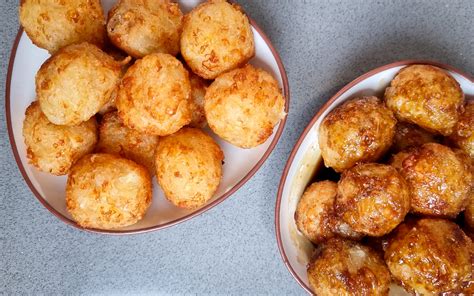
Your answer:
36;42;123;126
19;0;106;53
180;0;254;79
385;65;464;136
187;71;209;128
390;143;472;217
116;53;192;136
22;101;97;175
205;64;285;148
385;218;473;295
107;0;183;58
96;111;158;175
308;238;391;296
319;96;397;172
155;128;224;209
66;153;152;230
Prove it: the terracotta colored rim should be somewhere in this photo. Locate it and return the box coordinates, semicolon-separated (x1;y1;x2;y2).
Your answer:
274;60;473;294
5;19;290;235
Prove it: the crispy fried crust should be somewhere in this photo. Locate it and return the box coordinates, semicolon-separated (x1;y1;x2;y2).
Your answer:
36;42;123;126
385;218;473;295
22;101;97;175
336;163;410;236
385;65;464;136
295;181;338;244
107;0;183;58
308;238;391;296
180;0;254;79
155;128;223;209
319;96;397;172
391;143;473;217
450;100;474;158
66;153;152;229
391;122;437;153
116;53;192;136
187;71;209;128
19;0;106;53
205;64;285;148
96;111;158;175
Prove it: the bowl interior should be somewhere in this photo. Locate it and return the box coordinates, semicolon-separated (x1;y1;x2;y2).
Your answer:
7;0;288;233
277;62;474;294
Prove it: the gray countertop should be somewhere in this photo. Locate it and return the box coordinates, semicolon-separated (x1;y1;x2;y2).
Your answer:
1;0;473;295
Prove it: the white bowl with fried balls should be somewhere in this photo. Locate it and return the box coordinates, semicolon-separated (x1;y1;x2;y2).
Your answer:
307;238;391;296
107;0;183;58
116;53;192;136
385;218;472;295
391;143;473;218
96;111;159;175
9;0;290;233
22;101;97;175
36;42;123;126
180;0;254;79
336;163;410;237
155;128;223;209
19;0;106;54
205;64;286;148
66;153;152;230
319;96;397;172
385;65;465;136
276;61;473;295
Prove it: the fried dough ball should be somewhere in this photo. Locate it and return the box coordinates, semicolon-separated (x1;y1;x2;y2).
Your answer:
385;218;472;295
107;0;183;58
155;128;223;209
307;238;391;296
96;112;158;175
319;96;397;172
116;53;192;136
336;163;410;236
390;143;472;217
295;181;363;243
449;100;474;158
391;122;437;153
19;0;106;53
385;65;464;136
36;43;123;126
205;64;285;148
188;71;209;128
295;181;337;244
66;153;152;230
180;0;254;79
22;101;97;175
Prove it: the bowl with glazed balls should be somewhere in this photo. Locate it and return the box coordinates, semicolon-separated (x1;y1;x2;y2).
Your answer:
276;60;474;295
7;0;289;234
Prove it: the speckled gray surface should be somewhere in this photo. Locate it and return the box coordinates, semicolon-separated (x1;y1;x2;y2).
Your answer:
1;0;473;295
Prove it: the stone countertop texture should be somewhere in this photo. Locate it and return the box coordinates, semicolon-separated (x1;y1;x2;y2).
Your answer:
1;0;473;295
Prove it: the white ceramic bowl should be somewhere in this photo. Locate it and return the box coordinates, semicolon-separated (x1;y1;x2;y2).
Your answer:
6;0;289;234
275;60;473;294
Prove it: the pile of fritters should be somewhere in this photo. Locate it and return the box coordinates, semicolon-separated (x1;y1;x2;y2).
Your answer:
296;64;473;295
20;0;286;230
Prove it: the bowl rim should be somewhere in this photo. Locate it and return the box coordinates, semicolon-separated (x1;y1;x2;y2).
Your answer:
274;60;473;294
5;18;290;235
